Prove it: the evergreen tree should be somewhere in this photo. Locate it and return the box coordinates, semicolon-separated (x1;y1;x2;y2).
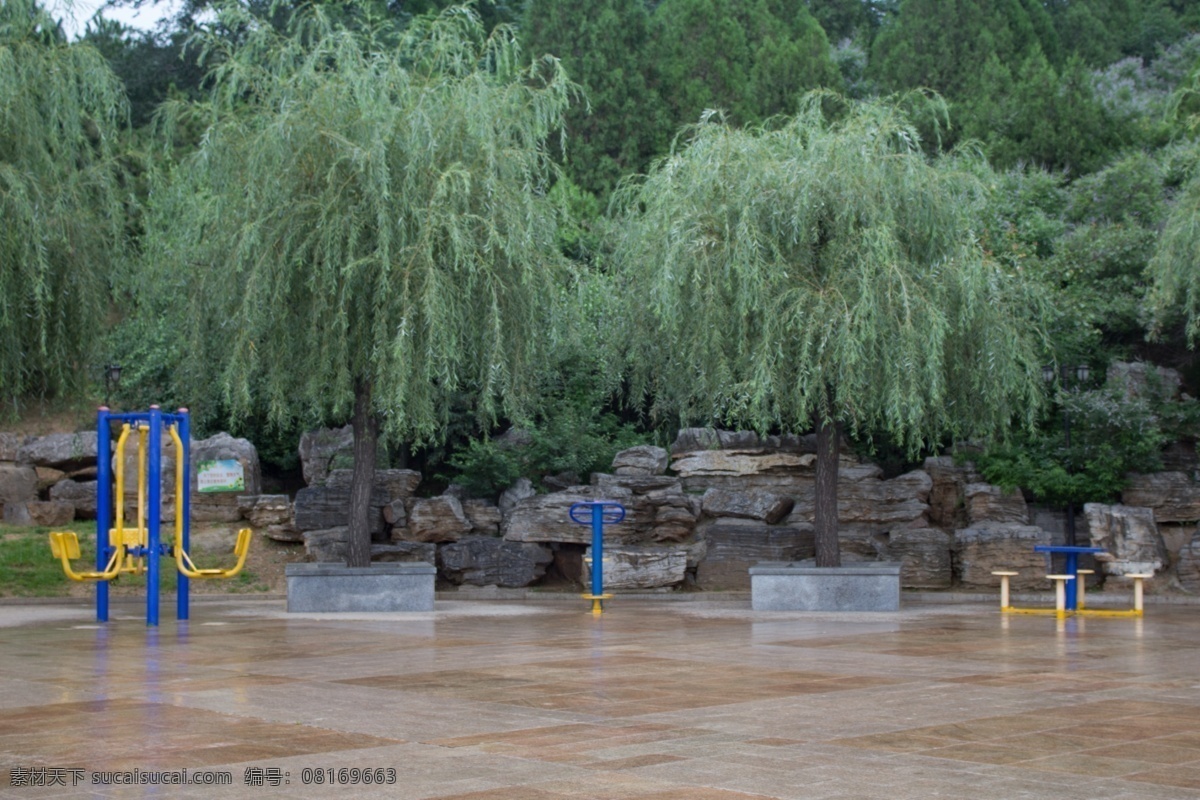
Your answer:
0;0;129;405
521;0;665;199
652;0;839;128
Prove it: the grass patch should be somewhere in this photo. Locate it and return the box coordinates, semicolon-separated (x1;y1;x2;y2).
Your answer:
0;523;78;596
0;523;263;596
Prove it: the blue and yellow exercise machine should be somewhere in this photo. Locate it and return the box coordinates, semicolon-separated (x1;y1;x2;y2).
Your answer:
570;500;626;616
47;406;251;626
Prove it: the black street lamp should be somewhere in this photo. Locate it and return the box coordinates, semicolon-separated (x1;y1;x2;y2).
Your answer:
103;363;122;408
1042;363;1090;546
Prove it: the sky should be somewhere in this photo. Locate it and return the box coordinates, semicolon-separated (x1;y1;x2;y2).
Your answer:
51;0;182;38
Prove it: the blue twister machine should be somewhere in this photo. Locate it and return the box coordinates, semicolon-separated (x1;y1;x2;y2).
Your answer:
569;500;626;616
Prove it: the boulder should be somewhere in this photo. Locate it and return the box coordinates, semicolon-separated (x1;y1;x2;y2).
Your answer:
302;526;348;562
612;445;669;476
49;479;97;519
502;486;638;544
293;485;386;535
0;432;25;461
965;483;1029;526
35;467;66;492
462;499;502;535
265;523;303;543
701;487;794;523
584;545;687;589
953;525;1048;590
923;456;981;530
1084;503;1166;577
1122;473;1200;523
326;468;421;500
542;471;580;492
438;536;553;587
652;502;699;542
695;519;815;590
404;496;471;543
298;425;354;487
884;528;953;589
382;499;408;527
371;541;436;563
1107;361;1181;401
4;500;74;527
19;432;97;471
191;433;262;523
0;464;38;510
237;494;292;528
499;477;537;516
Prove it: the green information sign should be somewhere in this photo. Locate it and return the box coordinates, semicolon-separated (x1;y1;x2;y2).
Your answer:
197;459;245;493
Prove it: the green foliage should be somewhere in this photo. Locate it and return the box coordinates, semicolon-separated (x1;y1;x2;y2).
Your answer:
448;408;644;499
0;0;130;407
973;386;1174;506
140;4;576;446
652;0;840;128
614;94;1047;451
521;0;666;198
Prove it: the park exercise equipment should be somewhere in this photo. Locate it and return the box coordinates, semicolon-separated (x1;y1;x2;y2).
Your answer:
47;407;251;626
569;500;626;616
992;548;1152;619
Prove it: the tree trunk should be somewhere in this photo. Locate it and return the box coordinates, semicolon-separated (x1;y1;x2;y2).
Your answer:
346;378;379;568
813;408;841;568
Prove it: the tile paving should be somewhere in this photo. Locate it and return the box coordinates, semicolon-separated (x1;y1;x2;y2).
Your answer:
0;597;1198;798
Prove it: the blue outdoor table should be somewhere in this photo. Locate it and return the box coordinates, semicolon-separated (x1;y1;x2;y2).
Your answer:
1034;545;1106;611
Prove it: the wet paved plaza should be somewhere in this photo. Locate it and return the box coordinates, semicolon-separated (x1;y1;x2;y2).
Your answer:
1;596;1199;799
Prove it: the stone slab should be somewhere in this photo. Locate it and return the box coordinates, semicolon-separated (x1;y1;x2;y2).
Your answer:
749;561;902;611
285;562;435;612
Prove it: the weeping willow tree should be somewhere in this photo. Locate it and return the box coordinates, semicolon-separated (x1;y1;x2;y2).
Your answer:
0;0;128;406
146;4;574;566
615;95;1046;567
1148;68;1200;346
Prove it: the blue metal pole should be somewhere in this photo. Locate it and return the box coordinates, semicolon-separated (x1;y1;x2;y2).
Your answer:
177;408;190;622
96;407;111;623
591;505;603;599
147;406;162;627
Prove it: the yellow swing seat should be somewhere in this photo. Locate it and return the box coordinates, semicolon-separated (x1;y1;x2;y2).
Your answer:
48;531;122;582
175;528;252;579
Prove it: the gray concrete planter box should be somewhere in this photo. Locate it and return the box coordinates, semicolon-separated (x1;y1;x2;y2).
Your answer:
750;561;902;611
285;562;435;612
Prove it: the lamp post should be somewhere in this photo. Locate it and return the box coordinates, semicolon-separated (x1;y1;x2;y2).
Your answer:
1042;363;1090;546
103;364;122;408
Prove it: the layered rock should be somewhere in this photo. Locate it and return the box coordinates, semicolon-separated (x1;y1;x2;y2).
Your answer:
953;525;1048;590
695;519;815;590
462;499;501;535
965;483;1028;526
503;485;638;544
884;528;953;589
438;536;553;587
1084;503;1166;577
404;496;471;543
584;545;687;589
701;487;793;523
1122;473;1200;523
298;425;354;486
612;445;669;476
923;456;981;530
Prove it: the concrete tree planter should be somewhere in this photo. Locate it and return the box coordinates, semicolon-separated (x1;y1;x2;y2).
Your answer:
750;561;902;611
285;562;435;612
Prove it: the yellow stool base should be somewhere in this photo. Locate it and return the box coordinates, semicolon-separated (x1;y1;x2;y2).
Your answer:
581;593;613;616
